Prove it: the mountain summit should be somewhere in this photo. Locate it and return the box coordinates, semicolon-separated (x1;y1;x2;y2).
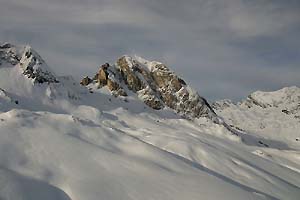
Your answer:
0;43;58;84
81;55;217;121
0;43;82;111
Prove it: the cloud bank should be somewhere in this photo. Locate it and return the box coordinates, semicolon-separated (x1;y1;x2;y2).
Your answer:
1;0;300;100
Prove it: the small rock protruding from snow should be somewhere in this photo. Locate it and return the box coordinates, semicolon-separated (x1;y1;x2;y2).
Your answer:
80;76;92;86
212;99;235;110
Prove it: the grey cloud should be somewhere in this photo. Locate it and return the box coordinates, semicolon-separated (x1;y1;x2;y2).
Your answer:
0;0;299;101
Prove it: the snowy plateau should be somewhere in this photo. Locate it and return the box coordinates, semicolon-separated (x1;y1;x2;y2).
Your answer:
0;43;299;200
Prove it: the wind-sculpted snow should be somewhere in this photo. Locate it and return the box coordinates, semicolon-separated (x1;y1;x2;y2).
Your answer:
0;43;300;200
0;167;71;200
0;109;277;200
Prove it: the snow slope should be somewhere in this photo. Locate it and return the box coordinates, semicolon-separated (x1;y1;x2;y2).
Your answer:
0;43;300;200
213;86;300;149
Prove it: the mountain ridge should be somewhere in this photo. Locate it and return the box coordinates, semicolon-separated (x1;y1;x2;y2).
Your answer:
0;42;300;200
213;86;300;148
80;55;218;121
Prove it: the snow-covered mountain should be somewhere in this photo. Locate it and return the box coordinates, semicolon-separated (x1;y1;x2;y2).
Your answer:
80;55;217;121
213;86;300;149
0;43;300;200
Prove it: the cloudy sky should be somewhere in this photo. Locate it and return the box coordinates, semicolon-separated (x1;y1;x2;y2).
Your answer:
1;0;300;101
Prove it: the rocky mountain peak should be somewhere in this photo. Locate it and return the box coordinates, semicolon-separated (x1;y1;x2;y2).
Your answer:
0;43;58;84
81;55;217;120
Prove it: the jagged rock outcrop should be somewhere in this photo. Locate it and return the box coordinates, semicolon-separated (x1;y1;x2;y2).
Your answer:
0;43;58;84
81;55;217;120
0;43;83;102
117;57;143;92
80;76;92;86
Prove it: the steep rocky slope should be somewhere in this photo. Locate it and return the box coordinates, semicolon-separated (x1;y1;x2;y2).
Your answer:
81;55;217;121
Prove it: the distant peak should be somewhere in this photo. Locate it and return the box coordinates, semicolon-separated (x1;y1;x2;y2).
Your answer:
241;86;300;109
0;42;58;84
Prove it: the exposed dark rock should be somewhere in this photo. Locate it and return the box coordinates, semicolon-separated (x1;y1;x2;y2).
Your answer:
0;44;58;84
107;78;127;97
80;76;92;86
81;55;217;120
117;56;142;92
97;68;109;86
0;43;13;49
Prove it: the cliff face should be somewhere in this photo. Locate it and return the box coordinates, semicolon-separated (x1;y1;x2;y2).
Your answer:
81;55;217;120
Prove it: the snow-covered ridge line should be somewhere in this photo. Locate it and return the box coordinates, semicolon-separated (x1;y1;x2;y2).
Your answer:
213;86;300;148
243;86;300;108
